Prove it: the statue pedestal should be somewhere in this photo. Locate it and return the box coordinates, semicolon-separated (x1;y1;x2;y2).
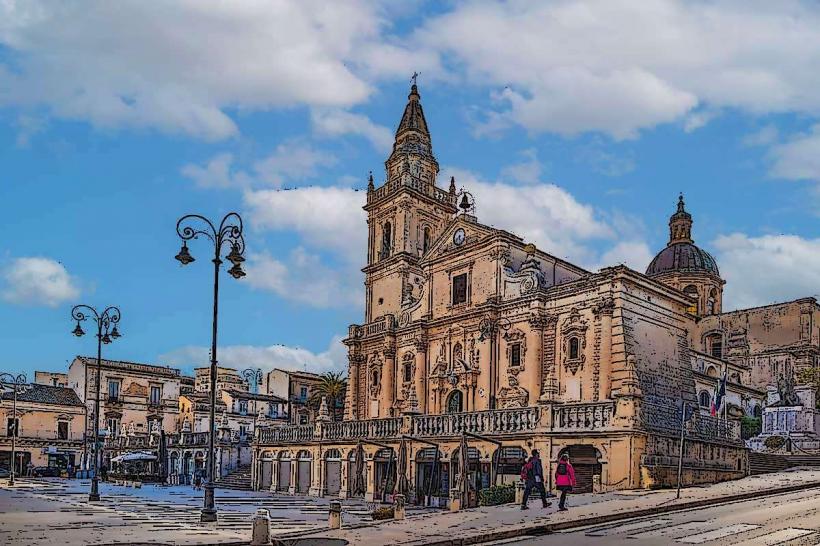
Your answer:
748;386;820;453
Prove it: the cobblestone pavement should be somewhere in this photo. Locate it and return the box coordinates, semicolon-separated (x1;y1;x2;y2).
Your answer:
0;478;395;545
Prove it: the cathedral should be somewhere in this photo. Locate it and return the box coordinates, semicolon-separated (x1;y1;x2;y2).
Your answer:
251;84;819;505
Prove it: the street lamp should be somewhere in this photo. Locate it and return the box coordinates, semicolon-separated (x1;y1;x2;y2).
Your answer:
0;373;28;485
477;316;511;410
175;212;245;523
70;304;122;502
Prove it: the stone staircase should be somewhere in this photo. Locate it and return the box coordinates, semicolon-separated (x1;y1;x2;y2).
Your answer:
216;464;252;491
748;452;789;475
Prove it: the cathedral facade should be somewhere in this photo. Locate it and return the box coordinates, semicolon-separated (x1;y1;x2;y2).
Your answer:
251;84;818;504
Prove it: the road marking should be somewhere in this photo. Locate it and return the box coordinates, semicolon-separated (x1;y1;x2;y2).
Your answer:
585;518;673;536
628;521;706;539
733;528;816;545
676;523;760;543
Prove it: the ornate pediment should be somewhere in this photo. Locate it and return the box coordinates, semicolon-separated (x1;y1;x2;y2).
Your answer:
561;308;588;375
422;218;495;262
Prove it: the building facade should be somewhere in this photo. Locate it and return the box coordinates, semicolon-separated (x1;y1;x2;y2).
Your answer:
264;369;324;425
0;384;85;474
251;84;747;504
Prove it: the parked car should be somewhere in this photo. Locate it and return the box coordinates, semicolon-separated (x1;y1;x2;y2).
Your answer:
31;466;61;477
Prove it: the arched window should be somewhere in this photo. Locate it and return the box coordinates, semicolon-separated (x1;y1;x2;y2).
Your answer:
423;227;431;254
371;370;379;387
403;357;413;383
569;337;580;360
753;405;762;419
453;342;463;364
683;285;699;314
446;390;463;414
381;222;392;259
699;391;711;408
707;288;718;315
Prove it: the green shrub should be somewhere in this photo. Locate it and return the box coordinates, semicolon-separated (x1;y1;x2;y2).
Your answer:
741;416;762;440
764;435;786;450
371;507;395;520
478;484;515;506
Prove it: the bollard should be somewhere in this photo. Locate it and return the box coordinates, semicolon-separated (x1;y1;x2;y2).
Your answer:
329;500;342;529
515;481;525;505
251;508;272;546
394;494;406;520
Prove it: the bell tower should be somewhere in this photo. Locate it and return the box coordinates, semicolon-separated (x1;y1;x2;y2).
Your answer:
362;82;457;322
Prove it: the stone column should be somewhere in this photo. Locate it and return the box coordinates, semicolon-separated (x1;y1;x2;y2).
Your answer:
347;352;361;420
381;343;396;417
597;299;615;401
414;339;428;414
271;460;279;492
538;316;559;403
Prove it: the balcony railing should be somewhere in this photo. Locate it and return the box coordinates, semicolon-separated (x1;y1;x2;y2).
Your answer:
324;417;402;441
411;407;541;437
348;315;397;339
552;402;614;431
257;425;314;444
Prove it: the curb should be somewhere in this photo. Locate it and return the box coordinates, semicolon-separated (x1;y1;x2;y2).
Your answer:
413;481;820;546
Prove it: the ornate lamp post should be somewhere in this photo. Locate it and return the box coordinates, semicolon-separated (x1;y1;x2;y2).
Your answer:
0;373;28;485
70;305;122;501
175;212;245;523
477;316;511;410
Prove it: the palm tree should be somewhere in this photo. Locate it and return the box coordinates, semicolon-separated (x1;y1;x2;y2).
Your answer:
309;371;347;422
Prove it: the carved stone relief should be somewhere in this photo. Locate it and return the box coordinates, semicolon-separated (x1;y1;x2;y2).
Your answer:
561;308;588;375
497;375;529;408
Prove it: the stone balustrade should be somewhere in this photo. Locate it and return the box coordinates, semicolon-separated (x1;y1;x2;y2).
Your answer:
166;432;210;447
552;402;614;431
411;407;541;437
323;417;402;440
348;315;397;340
257;425;315;444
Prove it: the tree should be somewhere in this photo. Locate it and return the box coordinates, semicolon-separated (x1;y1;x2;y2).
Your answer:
308;371;348;422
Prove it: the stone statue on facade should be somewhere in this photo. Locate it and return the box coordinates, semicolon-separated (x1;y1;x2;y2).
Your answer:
776;374;801;406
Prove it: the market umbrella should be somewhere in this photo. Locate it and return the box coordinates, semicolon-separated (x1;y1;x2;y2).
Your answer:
353;441;366;497
111;451;157;463
396;437;409;496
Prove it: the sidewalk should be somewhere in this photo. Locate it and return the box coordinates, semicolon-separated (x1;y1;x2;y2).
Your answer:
286;468;820;546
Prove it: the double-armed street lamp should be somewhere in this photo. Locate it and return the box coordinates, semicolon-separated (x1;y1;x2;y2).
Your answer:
0;372;28;485
70;304;122;501
175;212;246;523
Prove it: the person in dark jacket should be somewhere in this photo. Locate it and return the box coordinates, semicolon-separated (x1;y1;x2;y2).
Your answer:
521;449;551;510
555;454;577;511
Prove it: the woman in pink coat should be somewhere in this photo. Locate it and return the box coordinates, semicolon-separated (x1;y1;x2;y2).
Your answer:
555;454;576;511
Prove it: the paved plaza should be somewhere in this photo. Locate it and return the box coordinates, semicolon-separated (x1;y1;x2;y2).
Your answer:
0;478;382;545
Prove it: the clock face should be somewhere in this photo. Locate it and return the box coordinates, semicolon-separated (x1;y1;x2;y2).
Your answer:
453;228;466;246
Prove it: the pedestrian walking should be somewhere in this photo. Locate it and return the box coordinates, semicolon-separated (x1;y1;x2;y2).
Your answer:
194;470;202;491
555;454;576;511
520;449;551;510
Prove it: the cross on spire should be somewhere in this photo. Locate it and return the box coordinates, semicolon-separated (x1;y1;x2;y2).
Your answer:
411;71;419;86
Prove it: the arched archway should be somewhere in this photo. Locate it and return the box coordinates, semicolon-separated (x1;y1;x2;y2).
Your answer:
415;447;447;507
277;451;292;492
259;452;274;490
324;449;342;497
296;450;312;494
557;445;602;493
446;390;464;414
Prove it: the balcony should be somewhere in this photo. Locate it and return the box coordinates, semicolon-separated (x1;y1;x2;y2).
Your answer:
348;315;397;340
552;402;614;431
411;407;541;437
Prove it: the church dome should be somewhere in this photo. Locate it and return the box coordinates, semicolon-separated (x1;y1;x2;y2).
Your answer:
645;194;721;278
646;242;720;277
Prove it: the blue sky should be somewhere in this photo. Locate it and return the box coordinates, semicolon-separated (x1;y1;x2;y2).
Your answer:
1;1;819;378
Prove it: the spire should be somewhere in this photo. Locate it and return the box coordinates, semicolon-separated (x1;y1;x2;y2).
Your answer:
367;171;374;192
449;176;456;195
668;193;693;245
396;82;430;138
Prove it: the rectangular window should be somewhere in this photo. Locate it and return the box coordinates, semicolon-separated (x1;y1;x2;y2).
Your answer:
510;344;521;368
57;421;69;440
107;380;120;401
239;425;248;438
107;417;120;437
239;400;248;415
150;386;162;406
299;414;308;425
710;339;723;359
300;386;308;400
6;418;19;437
452;273;468;305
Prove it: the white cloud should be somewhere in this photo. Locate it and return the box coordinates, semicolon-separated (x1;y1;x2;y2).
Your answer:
1;257;80;307
0;1;406;140
713;233;820;309
181;142;336;189
768;124;820;182
243;186;366;261
500;148;543;185
180;152;239;189
593;241;654;272
742;125;779;147
161;335;348;376
420;0;820;138
311;109;393;154
244;248;362;309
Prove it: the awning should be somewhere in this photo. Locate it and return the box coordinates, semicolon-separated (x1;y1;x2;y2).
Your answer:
111;451;157;463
